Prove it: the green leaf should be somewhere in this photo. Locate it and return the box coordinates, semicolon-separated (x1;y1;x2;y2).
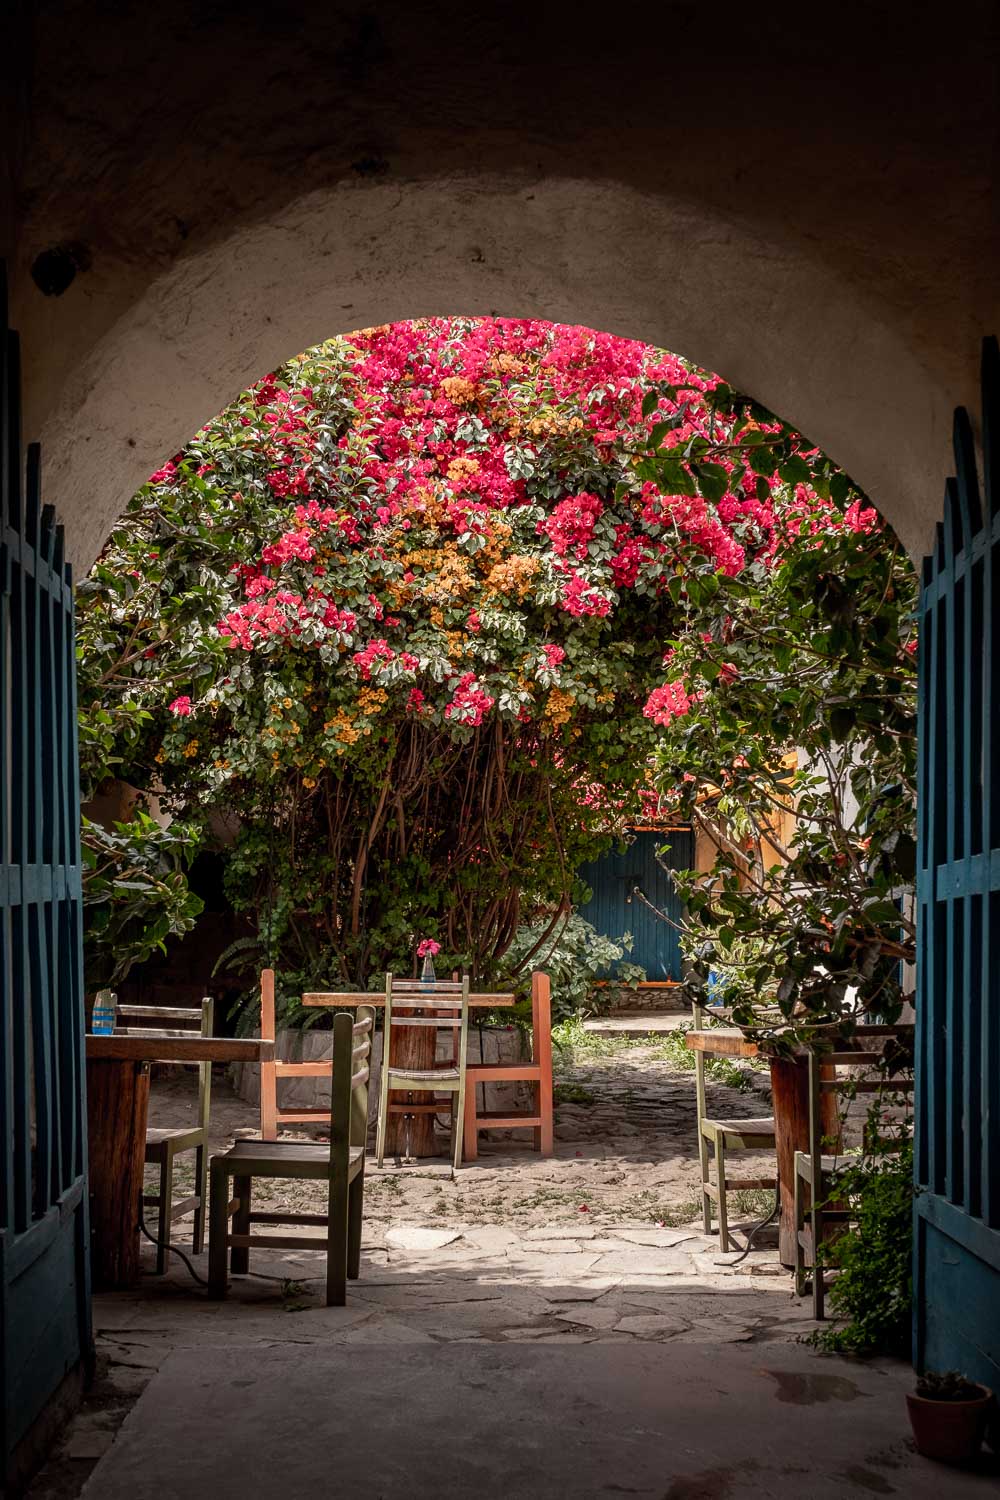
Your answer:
692;463;729;502
779;455;813;486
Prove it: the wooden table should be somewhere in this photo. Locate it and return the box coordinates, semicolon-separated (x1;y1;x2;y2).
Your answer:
302;990;515;1158
85;1034;274;1290
685;1028;824;1267
686;1025;912;1266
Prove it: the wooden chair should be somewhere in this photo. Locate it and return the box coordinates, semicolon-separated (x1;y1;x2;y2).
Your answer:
115;996;214;1274
376;974;470;1178
208;1007;374;1306
258;967;336;1137
463;970;554;1161
794;1030;915;1318
692;1001;776;1252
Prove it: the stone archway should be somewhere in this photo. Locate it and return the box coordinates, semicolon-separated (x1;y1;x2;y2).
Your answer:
22;173;961;569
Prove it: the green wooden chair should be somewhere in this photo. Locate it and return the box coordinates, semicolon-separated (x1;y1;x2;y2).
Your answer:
208;1007;374;1306
793;1032;914;1318
375;973;470;1178
692;1001;776;1252
114;994;214;1274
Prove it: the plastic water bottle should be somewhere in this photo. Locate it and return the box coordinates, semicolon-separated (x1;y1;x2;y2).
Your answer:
91;990;117;1034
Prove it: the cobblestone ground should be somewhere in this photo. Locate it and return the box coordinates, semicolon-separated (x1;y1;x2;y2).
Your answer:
29;1033;815;1496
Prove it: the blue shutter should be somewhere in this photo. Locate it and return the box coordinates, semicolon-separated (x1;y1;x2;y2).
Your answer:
914;337;1000;1381
0;273;91;1480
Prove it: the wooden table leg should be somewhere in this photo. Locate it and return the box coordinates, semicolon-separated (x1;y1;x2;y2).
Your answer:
770;1054;840;1267
86;1058;150;1290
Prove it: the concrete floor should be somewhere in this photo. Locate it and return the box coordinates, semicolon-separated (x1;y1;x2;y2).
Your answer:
81;1342;998;1499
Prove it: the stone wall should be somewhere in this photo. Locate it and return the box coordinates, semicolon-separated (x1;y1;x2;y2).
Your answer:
604;985;687;1014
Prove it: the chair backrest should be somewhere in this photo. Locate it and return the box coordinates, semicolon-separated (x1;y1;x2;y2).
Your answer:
806;1027;915;1165
259;967;336;1138
383;973;471;1074
691;1001;710;1128
529;970;552;1067
329;1007;375;1171
115;996;214;1127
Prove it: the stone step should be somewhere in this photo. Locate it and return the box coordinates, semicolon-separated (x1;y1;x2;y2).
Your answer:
582;1011;689;1036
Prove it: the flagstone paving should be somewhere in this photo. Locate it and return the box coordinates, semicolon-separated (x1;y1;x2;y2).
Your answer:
28;1033;802;1498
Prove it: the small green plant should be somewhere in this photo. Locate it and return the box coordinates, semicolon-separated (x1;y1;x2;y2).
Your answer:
501;914;646;1024
809;1135;914;1357
280;1278;311;1312
551;1014;650;1060
652;1198;701;1228
554;1082;597;1106
731;1188;775;1219
915;1370;984;1402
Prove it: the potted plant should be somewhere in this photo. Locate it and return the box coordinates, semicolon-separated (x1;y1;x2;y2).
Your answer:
906;1369;994;1465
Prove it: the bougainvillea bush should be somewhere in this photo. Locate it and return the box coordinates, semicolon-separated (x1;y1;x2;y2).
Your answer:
77;316;907;997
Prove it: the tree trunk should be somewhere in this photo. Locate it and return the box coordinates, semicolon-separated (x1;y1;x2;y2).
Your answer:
770;1054;840;1267
86;1058;150;1289
384;1006;445;1158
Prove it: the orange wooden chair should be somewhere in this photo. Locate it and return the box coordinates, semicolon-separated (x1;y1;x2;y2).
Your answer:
258;968;336;1137
463;970;554;1160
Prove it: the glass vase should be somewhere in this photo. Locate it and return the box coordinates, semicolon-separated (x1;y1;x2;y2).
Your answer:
420;953;436;985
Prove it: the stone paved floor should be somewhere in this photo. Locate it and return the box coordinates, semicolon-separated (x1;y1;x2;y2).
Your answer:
29;1031;810;1496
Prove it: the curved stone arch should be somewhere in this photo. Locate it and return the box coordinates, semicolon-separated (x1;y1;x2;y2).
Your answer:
38;174;949;569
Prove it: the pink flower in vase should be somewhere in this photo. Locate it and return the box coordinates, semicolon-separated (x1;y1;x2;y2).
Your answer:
416;939;441;959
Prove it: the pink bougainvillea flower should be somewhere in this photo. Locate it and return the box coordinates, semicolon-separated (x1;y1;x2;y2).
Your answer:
416;938;441;958
643;680;692;727
352;639;395;681
444;672;495;727
168;695;193;716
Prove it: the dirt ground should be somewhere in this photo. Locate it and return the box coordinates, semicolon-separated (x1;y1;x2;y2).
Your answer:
145;1028;777;1229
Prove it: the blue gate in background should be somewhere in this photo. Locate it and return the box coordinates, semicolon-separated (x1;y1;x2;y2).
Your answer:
915;337;1000;1381
0;279;91;1481
577;829;693;981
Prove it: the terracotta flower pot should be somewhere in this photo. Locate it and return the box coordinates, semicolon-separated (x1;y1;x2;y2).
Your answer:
906;1385;994;1465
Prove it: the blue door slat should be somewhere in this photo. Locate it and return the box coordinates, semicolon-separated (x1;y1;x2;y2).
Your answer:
916;337;1000;1381
0;274;90;1478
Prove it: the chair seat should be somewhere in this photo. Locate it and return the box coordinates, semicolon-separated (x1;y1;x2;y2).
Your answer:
702;1116;775;1139
794;1150;843;1183
216;1137;364;1179
145;1125;206;1155
386;1066;462;1084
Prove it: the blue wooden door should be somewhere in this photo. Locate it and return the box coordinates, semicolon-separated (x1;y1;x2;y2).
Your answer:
0;279;91;1480
576;829;693;980
914;337;1000;1382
